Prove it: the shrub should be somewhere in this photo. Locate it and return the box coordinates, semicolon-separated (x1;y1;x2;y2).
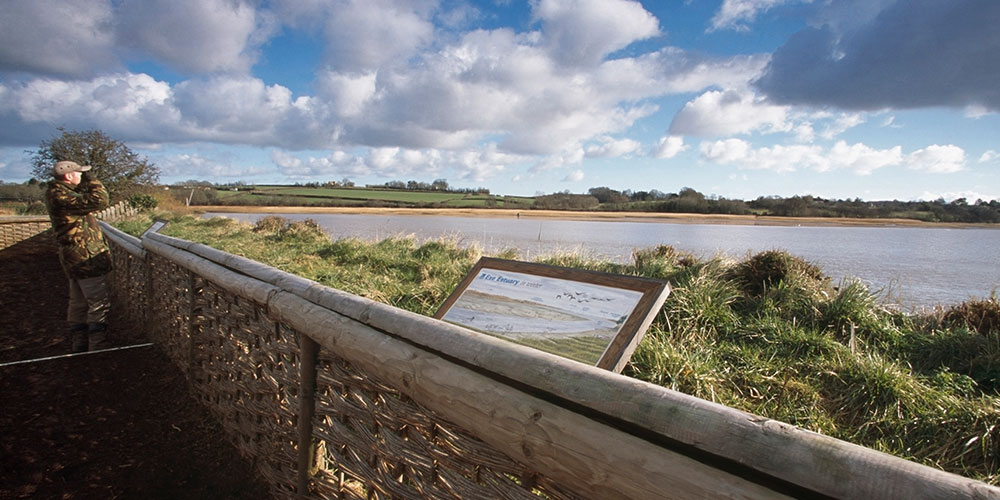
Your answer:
253;215;288;233
730;249;827;297
943;297;1000;335
127;193;158;210
279;218;327;241
18;200;47;215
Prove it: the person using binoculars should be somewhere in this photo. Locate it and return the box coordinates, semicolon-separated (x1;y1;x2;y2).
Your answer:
44;160;113;352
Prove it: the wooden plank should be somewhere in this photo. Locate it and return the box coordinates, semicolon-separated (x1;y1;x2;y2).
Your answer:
99;222;144;258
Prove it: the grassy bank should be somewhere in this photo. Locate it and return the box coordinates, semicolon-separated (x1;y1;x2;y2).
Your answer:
115;212;1000;484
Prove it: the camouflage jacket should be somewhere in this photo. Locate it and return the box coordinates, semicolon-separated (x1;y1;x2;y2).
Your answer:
45;177;113;279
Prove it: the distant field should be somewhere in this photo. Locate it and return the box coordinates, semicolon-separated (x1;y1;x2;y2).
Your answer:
207;185;535;208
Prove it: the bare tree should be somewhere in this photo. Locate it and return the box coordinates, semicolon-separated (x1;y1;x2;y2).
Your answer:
29;128;160;201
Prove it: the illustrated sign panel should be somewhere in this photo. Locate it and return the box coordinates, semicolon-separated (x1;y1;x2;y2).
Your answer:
435;257;670;372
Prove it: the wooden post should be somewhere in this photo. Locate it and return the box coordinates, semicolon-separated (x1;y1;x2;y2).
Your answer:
297;333;319;499
187;271;197;377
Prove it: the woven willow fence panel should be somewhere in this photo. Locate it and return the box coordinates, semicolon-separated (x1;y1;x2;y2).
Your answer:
106;243;148;327
310;349;580;500
148;252;193;368
193;279;299;498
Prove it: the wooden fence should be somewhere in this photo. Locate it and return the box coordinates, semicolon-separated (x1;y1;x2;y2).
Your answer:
0;201;138;250
97;221;1000;500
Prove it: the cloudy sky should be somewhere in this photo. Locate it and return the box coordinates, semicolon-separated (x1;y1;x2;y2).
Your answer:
1;0;997;201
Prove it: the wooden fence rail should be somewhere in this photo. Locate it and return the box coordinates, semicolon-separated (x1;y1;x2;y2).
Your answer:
0;201;138;250
95;221;999;500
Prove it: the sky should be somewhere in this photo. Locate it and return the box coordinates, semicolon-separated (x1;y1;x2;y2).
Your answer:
0;0;998;202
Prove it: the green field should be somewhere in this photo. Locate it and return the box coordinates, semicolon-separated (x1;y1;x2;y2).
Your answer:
200;185;534;208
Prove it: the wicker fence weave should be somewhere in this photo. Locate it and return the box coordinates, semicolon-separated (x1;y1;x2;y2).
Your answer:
0;201;138;250
193;279;299;497
310;350;568;500
93;221;1000;500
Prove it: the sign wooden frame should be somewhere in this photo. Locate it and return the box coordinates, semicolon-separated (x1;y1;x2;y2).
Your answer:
141;219;169;237
435;257;670;373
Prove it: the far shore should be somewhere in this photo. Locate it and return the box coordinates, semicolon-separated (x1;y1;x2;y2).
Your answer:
195;205;999;229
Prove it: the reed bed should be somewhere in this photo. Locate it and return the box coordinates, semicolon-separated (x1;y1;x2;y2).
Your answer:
114;212;1000;485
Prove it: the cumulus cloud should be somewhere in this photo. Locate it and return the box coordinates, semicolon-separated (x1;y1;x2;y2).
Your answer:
534;0;660;67
0;0;117;78
158;152;271;179
321;0;435;72
172;76;310;145
651;136;687;159
754;0;1000;112
0;0;771;165
116;0;268;75
669;89;791;137
585;137;641;158
906;145;966;173
699;139;903;175
0;74;174;140
273;147;452;180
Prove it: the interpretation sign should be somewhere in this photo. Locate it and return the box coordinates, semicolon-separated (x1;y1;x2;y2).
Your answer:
435;257;670;372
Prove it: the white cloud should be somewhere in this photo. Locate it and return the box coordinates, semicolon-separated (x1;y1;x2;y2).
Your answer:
563;169;585;182
709;0;801;32
0;0;117;78
917;190;997;204
670;89;791;137
270;150;302;170
534;0;660;67
819;113;865;140
906;144;966;173
173;77;298;137
117;0;266;74
979;150;999;163
585;137;641;158
826;140;902;175
651;136;687;159
452;143;522;182
881;115;901;128
158;152;271;179
0;74;174;138
791;122;815;143
315;71;377;117
321;0;435;72
699;139;902;175
699;138;753;165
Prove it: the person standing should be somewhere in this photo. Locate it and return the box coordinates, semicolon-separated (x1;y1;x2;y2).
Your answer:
44;160;113;352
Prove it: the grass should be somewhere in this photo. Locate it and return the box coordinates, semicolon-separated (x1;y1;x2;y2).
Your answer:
196;185;530;208
115;211;1000;485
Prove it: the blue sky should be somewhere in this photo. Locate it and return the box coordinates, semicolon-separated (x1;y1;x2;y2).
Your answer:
1;0;997;202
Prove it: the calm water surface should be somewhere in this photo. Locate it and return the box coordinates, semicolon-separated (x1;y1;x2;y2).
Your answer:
205;212;1000;309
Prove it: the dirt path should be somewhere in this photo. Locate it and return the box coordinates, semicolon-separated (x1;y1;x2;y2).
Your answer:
0;235;272;499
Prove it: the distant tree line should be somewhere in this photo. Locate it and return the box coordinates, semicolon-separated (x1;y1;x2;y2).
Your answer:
368;178;491;195
554;186;1000;223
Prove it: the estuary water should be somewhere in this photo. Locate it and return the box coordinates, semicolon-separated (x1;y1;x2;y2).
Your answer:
204;212;1000;309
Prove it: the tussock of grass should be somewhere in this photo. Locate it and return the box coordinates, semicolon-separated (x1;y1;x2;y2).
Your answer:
114;213;999;484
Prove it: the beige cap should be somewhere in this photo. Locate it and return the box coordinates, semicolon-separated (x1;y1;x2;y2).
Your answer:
53;160;92;177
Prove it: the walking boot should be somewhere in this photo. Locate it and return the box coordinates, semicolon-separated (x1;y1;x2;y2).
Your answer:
88;323;109;351
71;323;89;353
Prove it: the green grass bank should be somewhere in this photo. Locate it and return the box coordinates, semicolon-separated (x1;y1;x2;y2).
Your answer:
115;212;1000;485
